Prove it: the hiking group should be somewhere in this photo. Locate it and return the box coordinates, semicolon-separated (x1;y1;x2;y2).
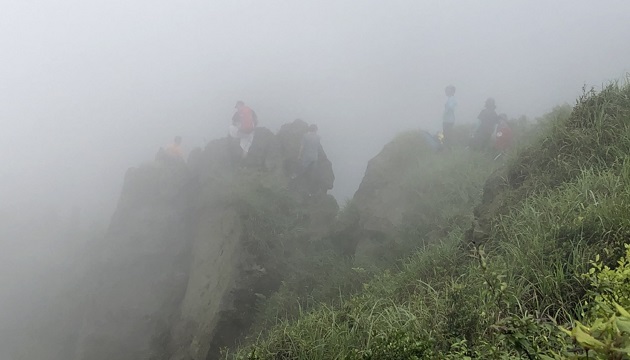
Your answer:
155;87;513;173
439;85;513;157
156;101;324;189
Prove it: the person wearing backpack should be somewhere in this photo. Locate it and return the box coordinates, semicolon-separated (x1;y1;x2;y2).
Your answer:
471;97;499;151
233;100;258;133
165;136;184;159
229;101;258;158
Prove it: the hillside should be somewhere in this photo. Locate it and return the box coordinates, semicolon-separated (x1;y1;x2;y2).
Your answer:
11;81;629;360
228;81;630;358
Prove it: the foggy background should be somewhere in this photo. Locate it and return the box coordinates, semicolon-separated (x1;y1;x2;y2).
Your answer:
1;1;630;354
2;0;630;219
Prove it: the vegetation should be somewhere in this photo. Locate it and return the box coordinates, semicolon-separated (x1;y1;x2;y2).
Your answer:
247;136;497;337
224;79;630;359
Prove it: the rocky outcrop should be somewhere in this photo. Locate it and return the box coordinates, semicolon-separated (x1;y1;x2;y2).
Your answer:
346;131;437;258
73;121;337;360
74;163;195;360
276;119;335;194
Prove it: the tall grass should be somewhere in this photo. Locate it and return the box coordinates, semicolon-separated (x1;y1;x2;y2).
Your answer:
247;135;496;336
228;79;630;359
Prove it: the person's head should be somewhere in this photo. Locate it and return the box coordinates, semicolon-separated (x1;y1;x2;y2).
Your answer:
174;136;182;145
485;97;496;110
308;124;318;132
235;100;245;109
445;85;456;96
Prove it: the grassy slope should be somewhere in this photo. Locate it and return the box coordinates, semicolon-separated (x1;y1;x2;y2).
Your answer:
228;81;630;359
246;135;497;338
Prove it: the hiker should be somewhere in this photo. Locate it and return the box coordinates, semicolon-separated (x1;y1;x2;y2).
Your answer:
165;136;184;159
442;85;457;148
156;136;185;164
471;97;499;151
229;100;258;158
494;115;513;159
296;124;321;178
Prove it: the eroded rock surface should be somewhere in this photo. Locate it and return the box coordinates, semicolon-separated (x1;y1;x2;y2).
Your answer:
73;121;337;360
349;131;436;259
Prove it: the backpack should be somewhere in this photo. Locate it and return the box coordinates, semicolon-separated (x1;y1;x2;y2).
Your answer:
239;107;255;133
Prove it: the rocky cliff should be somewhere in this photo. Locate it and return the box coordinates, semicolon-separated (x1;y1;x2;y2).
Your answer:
73;120;337;360
347;130;492;262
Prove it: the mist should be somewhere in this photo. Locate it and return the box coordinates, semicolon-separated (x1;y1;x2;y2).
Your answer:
2;0;630;358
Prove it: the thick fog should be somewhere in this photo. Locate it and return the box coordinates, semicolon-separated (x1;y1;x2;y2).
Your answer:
3;0;630;215
1;0;630;355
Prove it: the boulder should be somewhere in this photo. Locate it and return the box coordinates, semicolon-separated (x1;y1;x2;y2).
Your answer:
347;130;437;259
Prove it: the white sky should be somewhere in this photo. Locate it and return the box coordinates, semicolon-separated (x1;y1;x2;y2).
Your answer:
1;0;630;218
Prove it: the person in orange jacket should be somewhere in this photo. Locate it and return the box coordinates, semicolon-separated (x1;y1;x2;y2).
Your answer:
229;101;258;158
156;135;185;165
165;136;184;159
232;100;258;133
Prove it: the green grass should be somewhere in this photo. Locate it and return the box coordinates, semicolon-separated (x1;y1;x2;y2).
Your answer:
226;79;630;359
246;133;497;337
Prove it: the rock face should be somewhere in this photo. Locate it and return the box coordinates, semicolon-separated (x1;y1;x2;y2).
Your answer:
74;163;195;360
73;121;337;360
348;131;439;259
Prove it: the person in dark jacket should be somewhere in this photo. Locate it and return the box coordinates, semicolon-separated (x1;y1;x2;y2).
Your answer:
471;97;499;151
